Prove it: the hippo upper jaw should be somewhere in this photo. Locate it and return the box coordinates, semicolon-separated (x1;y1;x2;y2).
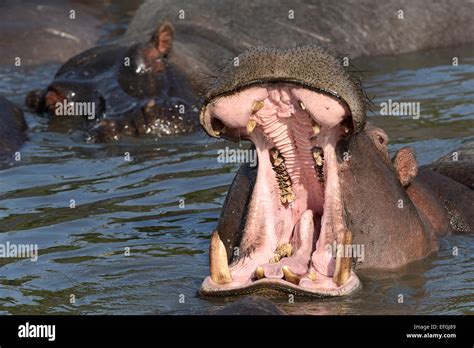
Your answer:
199;82;363;298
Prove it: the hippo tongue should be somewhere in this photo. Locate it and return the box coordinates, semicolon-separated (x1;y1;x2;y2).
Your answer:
260;209;316;280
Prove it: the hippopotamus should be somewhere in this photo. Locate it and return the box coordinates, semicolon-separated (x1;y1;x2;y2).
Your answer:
197;46;473;298
20;0;473;144
0;0;102;66
126;0;474;77
0;96;28;160
26;22;197;142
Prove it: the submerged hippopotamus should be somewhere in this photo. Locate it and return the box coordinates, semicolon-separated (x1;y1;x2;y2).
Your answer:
0;96;27;160
0;0;102;66
198;46;473;298
18;0;473;145
126;0;474;76
26;22;197;142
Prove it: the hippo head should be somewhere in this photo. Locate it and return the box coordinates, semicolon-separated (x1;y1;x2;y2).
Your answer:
26;23;196;142
199;46;366;297
199;46;437;298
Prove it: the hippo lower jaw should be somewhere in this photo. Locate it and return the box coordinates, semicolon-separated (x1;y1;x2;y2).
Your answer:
200;83;362;297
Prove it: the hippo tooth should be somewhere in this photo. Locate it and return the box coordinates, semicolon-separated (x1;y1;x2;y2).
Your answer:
252;100;265;113
247;119;257;134
298;100;306;111
255;266;265;279
269;243;293;263
270;147;296;205
312;147;324;167
307;270;317;281
333;229;353;287
209;231;233;284
276;243;293;258
282;266;301;285
315;155;323;167
312;121;321;135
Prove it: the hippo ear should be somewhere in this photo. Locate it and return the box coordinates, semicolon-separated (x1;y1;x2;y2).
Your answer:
153;22;174;56
392;147;418;187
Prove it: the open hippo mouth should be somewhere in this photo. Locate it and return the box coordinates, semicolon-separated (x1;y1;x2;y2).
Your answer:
199;46;367;297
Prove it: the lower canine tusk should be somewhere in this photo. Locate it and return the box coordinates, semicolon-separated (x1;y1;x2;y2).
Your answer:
282;266;301;285
209;231;233;284
333;229;353;287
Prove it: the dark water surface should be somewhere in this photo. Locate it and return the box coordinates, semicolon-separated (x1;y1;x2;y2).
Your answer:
0;45;472;315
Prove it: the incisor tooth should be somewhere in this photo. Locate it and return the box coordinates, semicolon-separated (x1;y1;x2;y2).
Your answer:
307;270;317;281
209;231;232;284
255;266;265;279
282;266;300;285
247;119;257;134
333;229;353;287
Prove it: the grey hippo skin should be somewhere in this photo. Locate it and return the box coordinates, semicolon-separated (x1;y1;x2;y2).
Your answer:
126;0;474;80
0;96;27;160
0;0;102;66
23;0;474;144
208;297;286;315
197;45;473;298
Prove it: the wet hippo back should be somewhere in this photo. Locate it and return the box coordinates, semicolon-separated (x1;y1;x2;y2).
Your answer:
126;0;474;84
0;0;101;66
0;96;27;159
420;141;474;189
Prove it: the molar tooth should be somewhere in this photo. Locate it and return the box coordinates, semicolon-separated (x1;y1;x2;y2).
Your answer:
282;266;301;285
209;231;233;284
315;155;323;167
285;193;295;203
312;121;321;135
247;119;257;134
312;147;324;167
270;148;296;205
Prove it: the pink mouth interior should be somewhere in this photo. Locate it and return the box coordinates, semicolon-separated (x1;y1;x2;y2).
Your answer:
201;83;360;296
